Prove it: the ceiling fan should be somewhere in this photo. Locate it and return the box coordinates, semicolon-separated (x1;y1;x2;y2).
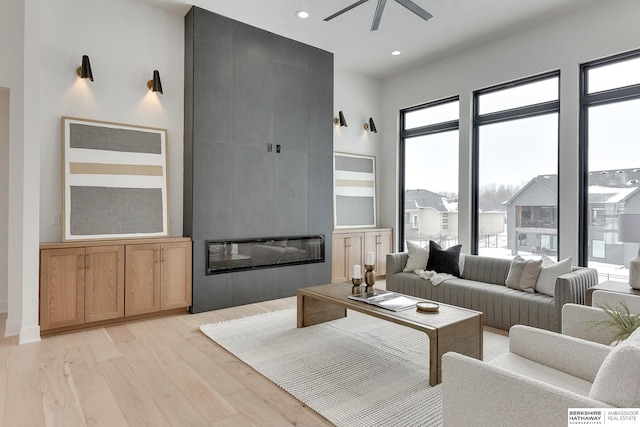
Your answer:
324;0;433;31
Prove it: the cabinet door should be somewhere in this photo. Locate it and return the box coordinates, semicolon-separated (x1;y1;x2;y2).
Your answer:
160;242;192;310
375;230;392;277
85;245;124;322
125;243;161;316
40;248;85;330
364;230;392;277
349;233;365;279
332;233;350;282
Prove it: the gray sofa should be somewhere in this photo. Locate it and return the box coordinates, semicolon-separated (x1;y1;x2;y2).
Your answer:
386;252;598;332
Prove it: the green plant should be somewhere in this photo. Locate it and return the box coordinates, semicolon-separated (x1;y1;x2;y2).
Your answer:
588;301;640;345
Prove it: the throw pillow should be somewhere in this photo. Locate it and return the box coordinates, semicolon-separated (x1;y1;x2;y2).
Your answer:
505;255;543;293
426;241;462;277
589;327;640;407
403;241;430;272
535;256;572;297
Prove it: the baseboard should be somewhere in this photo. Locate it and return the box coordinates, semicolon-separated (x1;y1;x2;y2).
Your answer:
19;325;41;344
4;318;20;337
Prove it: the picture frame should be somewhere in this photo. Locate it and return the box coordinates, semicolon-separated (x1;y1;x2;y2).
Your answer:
333;152;377;229
61;116;169;241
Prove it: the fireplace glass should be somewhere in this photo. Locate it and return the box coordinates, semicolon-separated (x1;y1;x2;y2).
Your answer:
206;235;324;274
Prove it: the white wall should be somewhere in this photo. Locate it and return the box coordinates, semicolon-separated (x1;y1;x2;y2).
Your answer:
380;0;640;260
0;0;29;340
333;67;387;237
39;0;185;242
0;89;9;313
0;0;184;342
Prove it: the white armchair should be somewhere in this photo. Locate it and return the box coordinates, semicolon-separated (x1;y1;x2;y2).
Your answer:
442;324;640;427
562;290;640;345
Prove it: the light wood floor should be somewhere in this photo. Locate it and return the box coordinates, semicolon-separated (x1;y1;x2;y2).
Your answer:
0;296;334;427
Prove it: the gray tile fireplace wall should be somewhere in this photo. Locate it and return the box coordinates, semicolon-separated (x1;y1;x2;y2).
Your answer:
184;7;334;312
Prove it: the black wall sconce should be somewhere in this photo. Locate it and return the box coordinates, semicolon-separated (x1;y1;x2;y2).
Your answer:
147;70;163;94
75;55;94;81
364;118;377;133
333;111;347;127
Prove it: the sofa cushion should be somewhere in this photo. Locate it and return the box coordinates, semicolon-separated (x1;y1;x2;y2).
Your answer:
426;241;461;277
536;256;572;297
461;255;511;285
403;241;429;272
505;256;542;293
589;327;640;407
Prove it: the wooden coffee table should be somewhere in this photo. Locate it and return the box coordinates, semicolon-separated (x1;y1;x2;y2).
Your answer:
297;283;483;386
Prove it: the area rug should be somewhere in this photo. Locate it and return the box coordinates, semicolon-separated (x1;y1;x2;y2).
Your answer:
200;308;509;427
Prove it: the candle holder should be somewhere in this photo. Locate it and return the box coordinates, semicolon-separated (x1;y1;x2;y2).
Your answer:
351;277;362;293
364;264;375;289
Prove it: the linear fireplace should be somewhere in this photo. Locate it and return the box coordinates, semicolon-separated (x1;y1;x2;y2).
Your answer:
206;235;325;274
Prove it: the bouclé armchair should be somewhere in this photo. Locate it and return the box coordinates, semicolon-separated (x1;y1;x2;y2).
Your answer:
442;325;640;427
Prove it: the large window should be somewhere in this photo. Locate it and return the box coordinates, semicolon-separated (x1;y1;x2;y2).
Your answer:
400;97;459;250
580;50;640;281
473;73;560;259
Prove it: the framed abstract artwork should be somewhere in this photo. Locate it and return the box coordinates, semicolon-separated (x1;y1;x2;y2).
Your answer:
333;152;377;229
61;116;169;241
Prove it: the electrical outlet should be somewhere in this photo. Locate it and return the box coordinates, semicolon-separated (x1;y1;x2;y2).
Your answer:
51;214;61;225
276;144;281;153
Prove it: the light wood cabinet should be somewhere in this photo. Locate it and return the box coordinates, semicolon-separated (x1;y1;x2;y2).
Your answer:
40;248;86;330
124;240;192;315
85;245;124;323
39;237;191;334
332;228;392;282
161;242;192;310
125;243;161;316
332;231;364;283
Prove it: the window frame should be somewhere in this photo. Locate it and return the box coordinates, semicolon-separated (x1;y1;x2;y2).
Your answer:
579;49;640;266
472;71;561;255
399;96;460;250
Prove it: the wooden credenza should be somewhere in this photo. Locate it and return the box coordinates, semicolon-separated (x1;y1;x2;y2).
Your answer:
332;228;392;283
39;237;192;335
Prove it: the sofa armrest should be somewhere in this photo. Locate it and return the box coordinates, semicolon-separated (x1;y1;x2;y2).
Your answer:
386;252;408;276
555;267;599;306
509;325;610;382
442;352;611;427
562;303;615;345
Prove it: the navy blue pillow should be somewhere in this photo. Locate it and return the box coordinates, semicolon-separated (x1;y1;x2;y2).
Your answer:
426;241;462;277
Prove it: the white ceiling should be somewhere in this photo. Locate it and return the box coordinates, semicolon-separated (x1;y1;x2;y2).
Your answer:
134;0;599;79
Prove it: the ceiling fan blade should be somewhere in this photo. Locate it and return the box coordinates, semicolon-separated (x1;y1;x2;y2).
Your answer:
394;0;433;21
371;0;387;31
324;0;370;21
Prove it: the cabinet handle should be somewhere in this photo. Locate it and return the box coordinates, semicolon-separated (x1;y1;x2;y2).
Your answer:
78;254;84;271
347;237;351;248
155;249;159;263
161;248;165;263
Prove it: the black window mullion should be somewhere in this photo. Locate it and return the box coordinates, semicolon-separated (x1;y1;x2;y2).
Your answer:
402;120;459;138
582;85;640;107
476;100;560;126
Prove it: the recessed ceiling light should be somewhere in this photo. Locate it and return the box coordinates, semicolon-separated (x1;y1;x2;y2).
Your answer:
392;51;401;56
296;10;310;19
